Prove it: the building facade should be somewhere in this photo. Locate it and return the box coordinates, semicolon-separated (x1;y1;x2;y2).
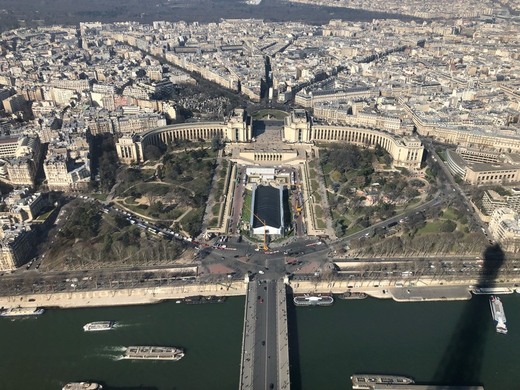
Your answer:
488;207;520;252
283;109;423;169
116;109;252;163
0;227;33;271
43;150;91;191
463;163;520;186
116;108;424;169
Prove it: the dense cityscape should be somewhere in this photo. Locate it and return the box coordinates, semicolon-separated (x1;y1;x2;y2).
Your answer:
1;0;520;389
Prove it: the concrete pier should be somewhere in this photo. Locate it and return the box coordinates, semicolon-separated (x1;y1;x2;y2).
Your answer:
0;281;246;309
239;280;290;390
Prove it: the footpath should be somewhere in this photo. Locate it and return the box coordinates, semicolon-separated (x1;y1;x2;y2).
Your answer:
0;281;247;309
2;277;509;309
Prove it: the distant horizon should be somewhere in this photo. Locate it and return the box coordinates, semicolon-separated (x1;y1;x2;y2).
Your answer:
0;0;418;33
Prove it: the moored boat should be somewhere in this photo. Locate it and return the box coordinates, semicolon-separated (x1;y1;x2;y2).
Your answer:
83;321;115;332
472;287;513;295
351;374;414;389
62;382;102;390
123;346;185;360
490;295;508;334
339;292;367;300
183;295;226;304
293;294;334;306
0;307;45;317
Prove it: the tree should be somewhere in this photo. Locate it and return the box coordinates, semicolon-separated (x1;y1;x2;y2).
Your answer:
99;149;118;192
211;136;222;151
404;187;420;199
440;220;457;233
144;144;163;161
102;234;113;255
330;170;342;183
114;213;130;229
374;143;385;157
149;201;164;217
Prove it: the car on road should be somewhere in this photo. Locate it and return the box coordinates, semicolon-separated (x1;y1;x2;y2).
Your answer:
259;270;265;274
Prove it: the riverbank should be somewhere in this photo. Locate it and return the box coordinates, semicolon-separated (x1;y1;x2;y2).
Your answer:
2;278;516;309
289;280;474;301
0;281;247;309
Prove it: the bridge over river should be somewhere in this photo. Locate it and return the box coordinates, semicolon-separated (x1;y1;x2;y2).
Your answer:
239;279;290;390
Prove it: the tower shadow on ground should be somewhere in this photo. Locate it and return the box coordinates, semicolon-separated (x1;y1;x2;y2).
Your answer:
433;244;505;385
253;121;267;137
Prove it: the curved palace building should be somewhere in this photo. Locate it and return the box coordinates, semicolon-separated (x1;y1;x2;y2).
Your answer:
116;108;423;169
116;109;252;163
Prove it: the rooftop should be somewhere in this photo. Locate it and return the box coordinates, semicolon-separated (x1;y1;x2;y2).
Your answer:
252;185;282;230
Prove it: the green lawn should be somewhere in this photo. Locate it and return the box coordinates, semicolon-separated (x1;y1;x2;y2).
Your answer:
312;188;322;203
125;196;138;205
317;219;327;229
315;205;323;219
417;221;444;234
135;182;170;195
35;208;55;221
91;193;107;201
346;225;364;235
442;207;458;220
242;190;252;223
309;170;317;182
395;198;421;213
124;203;149;215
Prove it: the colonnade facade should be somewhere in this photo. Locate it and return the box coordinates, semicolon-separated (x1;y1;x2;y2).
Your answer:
253;153;283;162
116;109;424;169
116;109;251;163
310;125;423;169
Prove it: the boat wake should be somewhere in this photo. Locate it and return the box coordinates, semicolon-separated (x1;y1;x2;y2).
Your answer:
103;346;127;352
113;322;138;328
91;353;123;360
111;355;125;361
9;316;38;322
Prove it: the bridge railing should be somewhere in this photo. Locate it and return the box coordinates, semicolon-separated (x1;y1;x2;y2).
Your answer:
239;282;256;390
276;281;291;390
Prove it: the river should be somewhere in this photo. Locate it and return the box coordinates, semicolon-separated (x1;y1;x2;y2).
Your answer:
1;294;519;389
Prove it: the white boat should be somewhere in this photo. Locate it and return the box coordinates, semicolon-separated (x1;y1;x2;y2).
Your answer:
0;307;45;317
489;296;507;334
473;287;513;295
123;346;185;360
293;294;334;306
83;321;115;332
351;374;414;389
62;382;103;390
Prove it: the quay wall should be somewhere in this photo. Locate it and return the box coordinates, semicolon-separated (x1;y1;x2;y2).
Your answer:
2;277;516;309
0;281;247;309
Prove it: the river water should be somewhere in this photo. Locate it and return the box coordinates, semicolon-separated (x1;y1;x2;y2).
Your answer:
1;294;519;390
